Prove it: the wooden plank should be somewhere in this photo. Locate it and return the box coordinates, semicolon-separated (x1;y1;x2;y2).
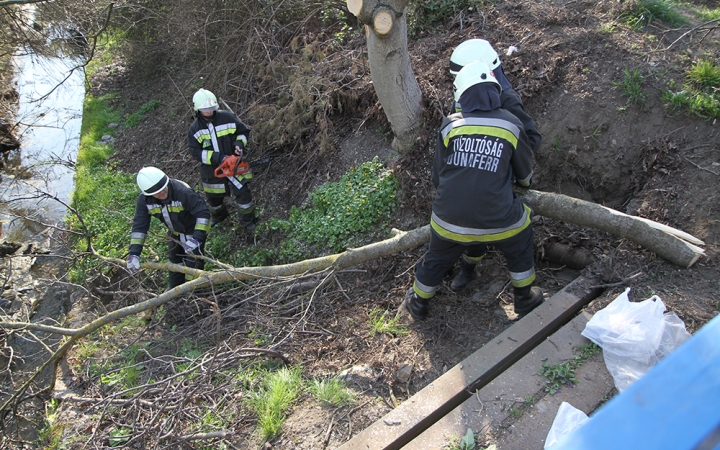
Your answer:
338;277;603;450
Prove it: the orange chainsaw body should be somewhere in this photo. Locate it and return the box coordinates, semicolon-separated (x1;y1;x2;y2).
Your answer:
214;155;250;178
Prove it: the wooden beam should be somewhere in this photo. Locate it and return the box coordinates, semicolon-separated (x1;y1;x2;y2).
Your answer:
338;277;603;450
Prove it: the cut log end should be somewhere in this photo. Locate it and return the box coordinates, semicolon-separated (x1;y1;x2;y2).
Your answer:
346;0;362;16
373;11;393;35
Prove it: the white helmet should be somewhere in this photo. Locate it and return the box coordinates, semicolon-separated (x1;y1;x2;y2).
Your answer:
137;167;169;196
449;39;501;76
192;89;219;112
453;61;501;102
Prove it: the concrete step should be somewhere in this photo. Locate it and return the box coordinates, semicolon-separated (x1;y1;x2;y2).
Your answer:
404;310;615;449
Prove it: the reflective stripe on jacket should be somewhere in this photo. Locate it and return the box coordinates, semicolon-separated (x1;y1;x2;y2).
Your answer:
129;179;211;256
430;108;534;243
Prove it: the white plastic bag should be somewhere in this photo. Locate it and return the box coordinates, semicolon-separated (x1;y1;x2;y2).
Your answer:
582;288;691;391
544;402;589;449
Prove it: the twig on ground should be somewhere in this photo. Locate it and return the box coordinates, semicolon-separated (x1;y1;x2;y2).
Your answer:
684;156;720;176
590;271;643;289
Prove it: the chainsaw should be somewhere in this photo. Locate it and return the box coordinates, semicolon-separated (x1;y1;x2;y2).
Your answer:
214;154;273;178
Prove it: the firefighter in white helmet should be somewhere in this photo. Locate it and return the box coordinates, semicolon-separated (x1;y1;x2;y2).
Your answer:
446;38;543;292
128;167;211;289
449;38;542;155
404;62;543;321
187;88;257;232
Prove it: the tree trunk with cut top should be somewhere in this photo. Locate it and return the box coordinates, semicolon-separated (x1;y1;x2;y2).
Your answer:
346;0;423;152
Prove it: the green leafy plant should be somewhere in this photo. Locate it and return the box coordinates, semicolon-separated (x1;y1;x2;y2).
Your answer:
664;59;720;119
250;366;303;441
309;377;355;407
100;365;142;389
446;428;479;450
178;337;205;359
620;0;686;30
109;426;132;446
552;136;562;151
267;158;399;261
613;68;647;107
538;343;599;394
248;327;271;346
694;5;720;21
509;405;523;419
368;308;410;337
125;99;160;128
598;22;618;33
37;398;64;449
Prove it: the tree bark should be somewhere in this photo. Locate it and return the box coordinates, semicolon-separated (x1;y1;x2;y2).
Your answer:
346;0;423;152
518;189;705;268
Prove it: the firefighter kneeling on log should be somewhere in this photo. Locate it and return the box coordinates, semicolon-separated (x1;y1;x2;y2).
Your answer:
404;61;544;320
126;167;211;289
188;88;257;232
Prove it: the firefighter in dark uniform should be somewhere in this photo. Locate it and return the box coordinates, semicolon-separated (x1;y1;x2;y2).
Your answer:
404;61;544;320
187;88;256;232
447;38;544;291
126;167;211;289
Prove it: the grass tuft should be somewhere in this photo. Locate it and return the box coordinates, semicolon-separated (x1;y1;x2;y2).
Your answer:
309;377;355;407
664;59;720;119
369;308;410;337
620;0;686;29
250;366;303;441
125;99;160;128
614;68;647;107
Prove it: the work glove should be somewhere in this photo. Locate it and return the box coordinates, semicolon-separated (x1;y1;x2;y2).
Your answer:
127;255;140;273
183;237;201;254
234;144;245;159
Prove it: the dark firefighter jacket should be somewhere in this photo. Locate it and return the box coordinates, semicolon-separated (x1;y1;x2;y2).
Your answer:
187;110;252;180
129;179;211;256
455;66;542;154
432;83;534;244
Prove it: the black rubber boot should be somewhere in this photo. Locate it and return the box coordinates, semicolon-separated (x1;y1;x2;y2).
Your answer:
404;288;429;320
513;286;544;316
238;213;257;232
210;206;229;228
450;260;476;292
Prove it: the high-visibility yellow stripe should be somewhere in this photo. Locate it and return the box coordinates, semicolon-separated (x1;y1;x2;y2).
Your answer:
413;280;437;299
430;206;531;244
511;273;536;288
444;126;518;148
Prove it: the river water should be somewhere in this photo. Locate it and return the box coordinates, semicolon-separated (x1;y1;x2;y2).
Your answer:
1;49;84;244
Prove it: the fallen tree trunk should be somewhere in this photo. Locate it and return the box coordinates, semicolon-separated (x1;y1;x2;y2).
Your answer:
518;189;705;268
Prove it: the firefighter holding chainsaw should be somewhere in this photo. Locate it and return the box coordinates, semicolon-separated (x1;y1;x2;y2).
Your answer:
127;167;211;289
188;88;257;232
